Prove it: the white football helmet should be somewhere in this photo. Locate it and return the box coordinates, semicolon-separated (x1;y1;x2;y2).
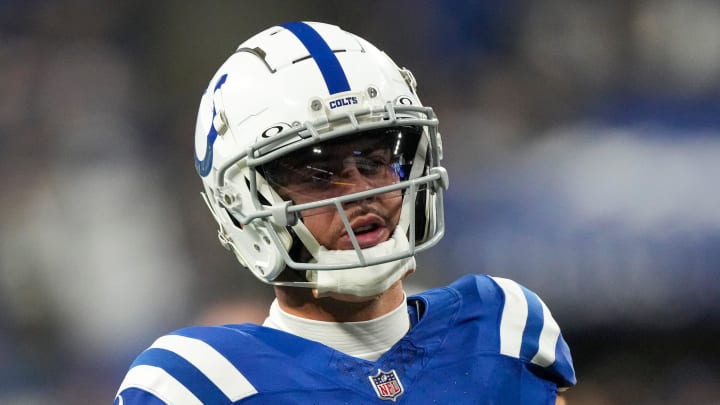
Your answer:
194;21;448;297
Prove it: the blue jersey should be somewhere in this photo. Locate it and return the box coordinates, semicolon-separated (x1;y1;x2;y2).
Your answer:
115;275;576;404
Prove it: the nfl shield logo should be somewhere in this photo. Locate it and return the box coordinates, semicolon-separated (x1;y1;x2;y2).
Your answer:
368;369;404;401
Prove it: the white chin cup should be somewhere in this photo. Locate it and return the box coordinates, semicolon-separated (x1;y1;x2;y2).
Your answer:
307;228;416;298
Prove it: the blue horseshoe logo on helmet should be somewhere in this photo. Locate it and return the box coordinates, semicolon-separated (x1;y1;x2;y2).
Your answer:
194;73;228;177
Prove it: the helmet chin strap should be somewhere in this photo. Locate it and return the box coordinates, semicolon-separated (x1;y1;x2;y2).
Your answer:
306;227;416;299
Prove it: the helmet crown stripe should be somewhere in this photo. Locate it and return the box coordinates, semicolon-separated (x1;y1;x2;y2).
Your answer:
281;21;351;95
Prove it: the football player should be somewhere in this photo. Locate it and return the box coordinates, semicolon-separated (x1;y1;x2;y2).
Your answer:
115;21;576;404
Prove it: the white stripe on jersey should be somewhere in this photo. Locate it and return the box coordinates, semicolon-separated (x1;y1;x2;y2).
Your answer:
530;298;560;367
491;276;561;368
492;277;528;359
151;334;258;402
117;364;202;404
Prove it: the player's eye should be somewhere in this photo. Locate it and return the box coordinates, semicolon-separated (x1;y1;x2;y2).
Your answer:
354;157;384;176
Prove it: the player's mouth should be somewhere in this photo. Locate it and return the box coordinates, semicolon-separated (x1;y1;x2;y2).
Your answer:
339;215;390;249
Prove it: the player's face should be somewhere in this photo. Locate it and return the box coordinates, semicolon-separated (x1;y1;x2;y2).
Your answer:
265;130;413;250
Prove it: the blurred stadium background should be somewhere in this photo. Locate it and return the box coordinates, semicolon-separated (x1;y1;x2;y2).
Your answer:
1;1;719;403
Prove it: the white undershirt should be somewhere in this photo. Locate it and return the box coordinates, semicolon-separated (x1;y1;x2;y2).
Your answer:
262;297;410;361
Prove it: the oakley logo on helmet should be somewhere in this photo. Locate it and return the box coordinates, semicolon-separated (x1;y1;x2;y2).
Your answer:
328;96;358;109
397;96;414;105
261;123;293;138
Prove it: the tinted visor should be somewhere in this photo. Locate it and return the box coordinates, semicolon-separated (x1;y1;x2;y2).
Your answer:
261;126;422;204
